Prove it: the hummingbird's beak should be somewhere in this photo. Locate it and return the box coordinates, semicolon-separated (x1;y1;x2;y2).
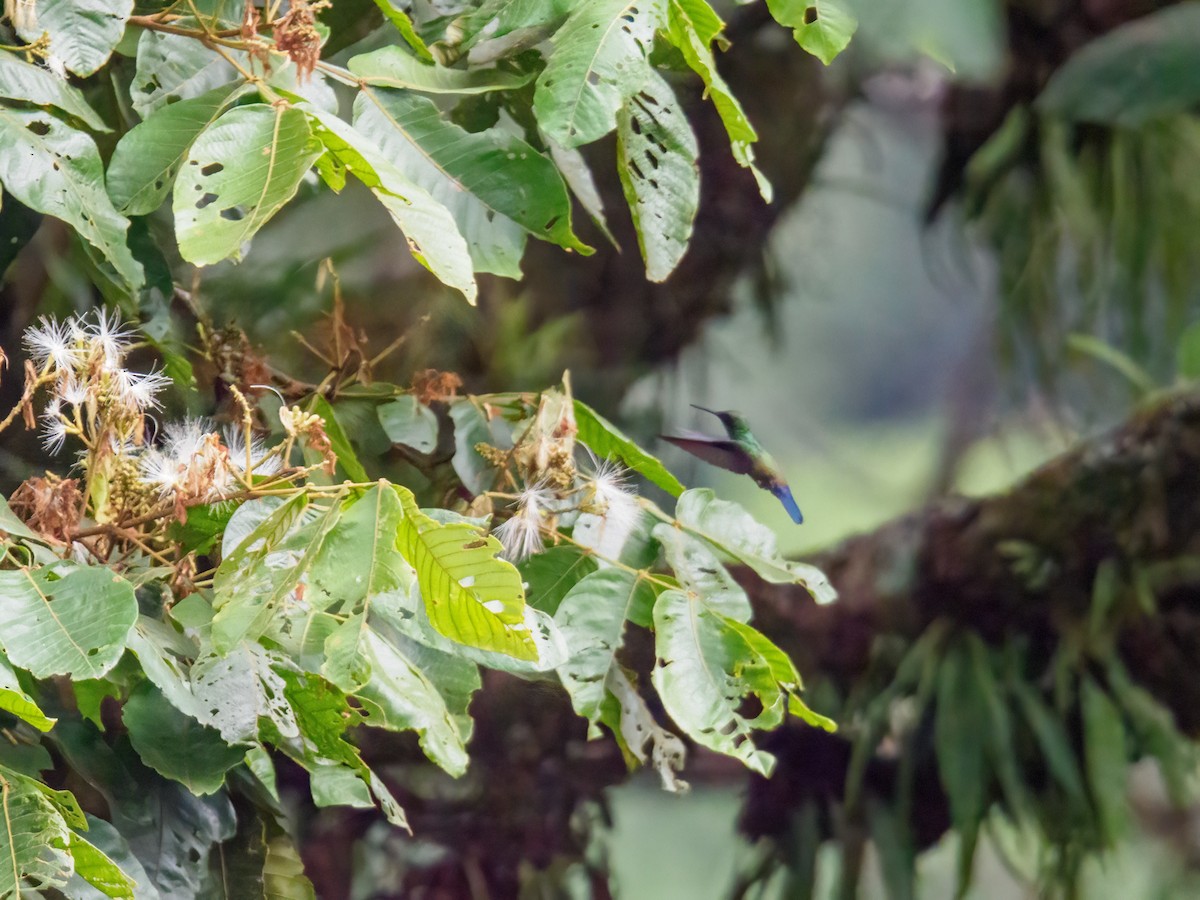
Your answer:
691;404;722;419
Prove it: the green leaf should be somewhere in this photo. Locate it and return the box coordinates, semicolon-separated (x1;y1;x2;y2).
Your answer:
51;723;236;898
651;589;779;775
370;0;433;60
122;682;246;796
0;764;72;894
394;486;538;661
606;667;688;791
0;565;136;679
555;568;655;727
349;46;534;93
308;394;369;482
519;544;599;615
126;617;201;721
574;399;684;496
964;636;1029;819
0;496;38;542
451;0;574;52
107;83;249;216
533;0;661;148
724;618;836;732
672;489;836;601
355;87;592;259
664;0;771;200
304;105;478;302
378;395;440;454
17;0;133;77
262;834;316;900
1177;322;1200;381
766;0;858;65
1038;5;1200;127
212;497;340;653
310;764;373;809
934;639;987;892
131;30;241;118
0;52;109;131
190;643;298;744
0;108;143;293
0;653;55;732
62;817;143;900
616;70;699;282
67;831;137;899
1009;676;1085;803
1066;333;1155;396
655;523;750;621
447;399;497;495
328;628;469;776
1081;676;1128;843
175;104;321;266
546;136;617;246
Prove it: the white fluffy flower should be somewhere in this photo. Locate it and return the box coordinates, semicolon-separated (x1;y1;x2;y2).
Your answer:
39;402;70;454
494;485;552;563
23;317;78;372
576;456;642;564
162;417;214;461
85;308;134;367
57;374;90;407
113;367;171;411
139;447;182;497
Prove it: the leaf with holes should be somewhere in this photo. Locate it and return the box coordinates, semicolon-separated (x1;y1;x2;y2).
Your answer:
0;764;73;895
131;29;243;119
766;0;858;65
122;682;246;796
664;0;770;200
394;486;538;661
654;523;750;620
175;104;322;266
606;667;689;791
190;643;298;744
673;489;836;602
574;399;684;495
0;52;108;131
519;544;599;615
355;87;591;261
211;496;341;653
349;46;534;93
326;627;469;776
533;0;661;148
0;565;136;679
616;70;699;281
0;108;143;292
16;0;133;77
108;82;250;216
305;106;478;302
555;568;656;729
451;0;575;52
651;589;780;775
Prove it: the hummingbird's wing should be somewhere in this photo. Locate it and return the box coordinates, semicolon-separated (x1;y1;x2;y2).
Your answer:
660;431;754;475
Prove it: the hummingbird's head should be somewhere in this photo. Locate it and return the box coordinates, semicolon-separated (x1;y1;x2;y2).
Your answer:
691;405;751;436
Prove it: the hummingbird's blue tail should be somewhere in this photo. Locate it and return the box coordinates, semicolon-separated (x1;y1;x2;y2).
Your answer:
771;485;804;524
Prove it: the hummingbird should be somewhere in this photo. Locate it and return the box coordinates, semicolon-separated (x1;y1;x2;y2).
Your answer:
661;405;804;524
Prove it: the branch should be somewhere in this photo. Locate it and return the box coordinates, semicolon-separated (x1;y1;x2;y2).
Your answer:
738;389;1200;844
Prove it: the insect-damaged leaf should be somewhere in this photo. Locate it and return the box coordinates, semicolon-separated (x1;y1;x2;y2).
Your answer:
174;104;321;266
